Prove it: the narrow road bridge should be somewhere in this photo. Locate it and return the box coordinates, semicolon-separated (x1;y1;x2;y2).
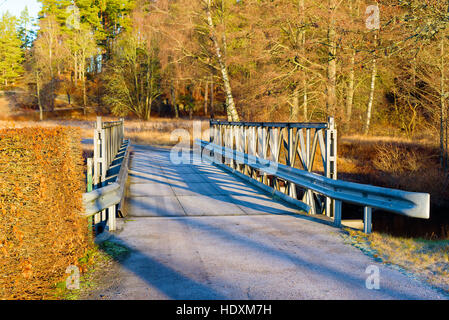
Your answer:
83;118;446;300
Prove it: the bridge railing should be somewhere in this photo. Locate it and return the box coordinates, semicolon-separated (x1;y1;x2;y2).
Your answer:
93;117;125;184
208;118;337;217
82;117;130;232
197;118;430;233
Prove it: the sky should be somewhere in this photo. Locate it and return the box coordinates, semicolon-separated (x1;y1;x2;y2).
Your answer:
0;0;41;20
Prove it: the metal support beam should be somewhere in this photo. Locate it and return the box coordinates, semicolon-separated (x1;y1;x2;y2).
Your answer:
364;207;372;234
334;200;342;227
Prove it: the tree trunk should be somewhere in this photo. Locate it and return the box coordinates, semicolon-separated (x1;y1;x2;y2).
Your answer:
299;0;308;121
170;81;179;118
205;0;239;122
210;76;215;118
204;80;208;116
440;37;447;170
74;51;78;86
326;0;337;117
364;34;378;135
147;97;152;120
36;71;43;121
346;49;355;123
291;86;300;121
82;73;87;115
81;48;87;115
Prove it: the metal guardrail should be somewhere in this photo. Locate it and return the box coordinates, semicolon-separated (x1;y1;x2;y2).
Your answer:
82;117;130;232
197;122;430;233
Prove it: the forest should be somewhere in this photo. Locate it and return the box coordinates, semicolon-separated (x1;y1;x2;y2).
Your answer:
0;0;449;169
2;1;449;299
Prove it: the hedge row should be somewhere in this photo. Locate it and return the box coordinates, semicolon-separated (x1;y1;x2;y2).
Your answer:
0;127;88;299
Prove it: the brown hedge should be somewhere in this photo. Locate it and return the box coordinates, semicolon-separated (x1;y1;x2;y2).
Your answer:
0;127;88;299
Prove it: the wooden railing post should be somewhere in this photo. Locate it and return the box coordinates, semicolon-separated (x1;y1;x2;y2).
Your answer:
209;120;213;160
86;158;93;240
108;205;117;231
120;118;125;145
88;117;127;234
93;117;102;225
221;125;225;165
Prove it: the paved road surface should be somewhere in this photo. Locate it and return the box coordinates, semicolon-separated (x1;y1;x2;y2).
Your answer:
90;144;447;300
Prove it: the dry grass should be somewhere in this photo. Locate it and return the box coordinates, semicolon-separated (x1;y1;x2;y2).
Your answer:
339;135;448;210
124;119;210;146
344;229;449;293
338;135;449;238
0;119;94;138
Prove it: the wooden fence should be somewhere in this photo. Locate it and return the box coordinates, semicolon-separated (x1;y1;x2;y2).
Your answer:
83;117;130;232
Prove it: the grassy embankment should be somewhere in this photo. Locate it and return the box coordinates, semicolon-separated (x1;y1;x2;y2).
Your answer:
343;229;449;293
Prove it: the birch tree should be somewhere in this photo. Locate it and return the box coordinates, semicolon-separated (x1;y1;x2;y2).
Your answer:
326;0;337;116
204;0;239;121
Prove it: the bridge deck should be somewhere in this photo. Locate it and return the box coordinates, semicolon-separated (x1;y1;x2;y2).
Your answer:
126;146;301;218
88;144;447;300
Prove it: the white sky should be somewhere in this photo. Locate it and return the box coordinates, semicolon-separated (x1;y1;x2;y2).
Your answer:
0;0;41;20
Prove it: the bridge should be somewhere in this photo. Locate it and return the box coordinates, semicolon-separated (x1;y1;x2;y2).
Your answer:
81;117;446;300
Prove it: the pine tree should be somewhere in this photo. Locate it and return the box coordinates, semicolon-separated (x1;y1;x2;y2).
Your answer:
0;12;24;87
38;0;72;25
18;7;36;49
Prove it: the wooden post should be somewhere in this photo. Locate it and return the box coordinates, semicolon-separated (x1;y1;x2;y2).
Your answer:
93;117;101;187
209;121;213;160
120;118;125;143
236;125;243;172
229;125;235;168
93;117;102;225
90;118;127;233
220;124;223;162
108;205;116;231
101;126;107;222
87;158;93;240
